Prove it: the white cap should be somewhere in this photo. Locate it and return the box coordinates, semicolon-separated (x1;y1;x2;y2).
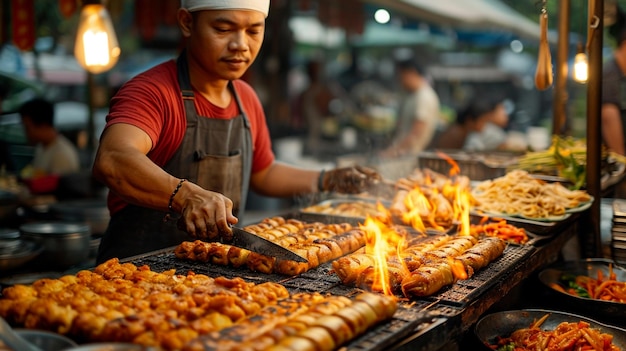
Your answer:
181;0;270;18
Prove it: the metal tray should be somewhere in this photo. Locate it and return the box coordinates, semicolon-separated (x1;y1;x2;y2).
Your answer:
299;199;454;235
299;198;390;226
474;309;626;350
538;258;626;321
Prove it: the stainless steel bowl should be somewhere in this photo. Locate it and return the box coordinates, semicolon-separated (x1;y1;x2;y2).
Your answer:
474;309;626;350
0;240;43;272
19;222;91;269
62;342;155;351
1;329;78;351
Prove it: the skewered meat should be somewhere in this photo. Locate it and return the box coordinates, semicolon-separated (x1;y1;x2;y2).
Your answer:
400;236;506;297
355;263;406;293
227;246;251;268
455;237;507;277
333;232;506;298
184;292;396;351
401;261;455;297
332;253;377;285
423;236;477;261
390;168;472;231
389;189;409;218
176;219;365;276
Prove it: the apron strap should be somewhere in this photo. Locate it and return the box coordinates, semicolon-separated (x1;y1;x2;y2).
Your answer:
230;81;253;216
176;51;197;125
175;51;253;218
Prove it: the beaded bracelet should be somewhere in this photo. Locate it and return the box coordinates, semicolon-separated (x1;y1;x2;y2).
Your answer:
168;178;187;213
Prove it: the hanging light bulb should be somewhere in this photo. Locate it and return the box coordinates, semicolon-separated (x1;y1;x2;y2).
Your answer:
74;0;120;74
573;43;588;83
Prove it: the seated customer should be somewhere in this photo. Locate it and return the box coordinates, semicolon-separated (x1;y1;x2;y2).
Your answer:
463;99;509;151
19;98;80;176
432;98;507;151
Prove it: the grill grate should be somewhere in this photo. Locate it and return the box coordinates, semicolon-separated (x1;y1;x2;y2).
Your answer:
124;241;535;351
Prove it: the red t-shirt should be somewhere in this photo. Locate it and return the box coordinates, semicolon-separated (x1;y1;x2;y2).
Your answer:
104;60;275;214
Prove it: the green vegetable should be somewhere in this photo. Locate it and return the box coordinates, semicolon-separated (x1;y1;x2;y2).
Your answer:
558;274;590;298
567;281;590;298
496;342;517;351
513;136;591;190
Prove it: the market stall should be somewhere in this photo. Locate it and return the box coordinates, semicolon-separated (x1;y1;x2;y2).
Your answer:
1;1;624;350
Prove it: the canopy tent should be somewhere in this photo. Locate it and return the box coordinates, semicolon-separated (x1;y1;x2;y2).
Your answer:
350;22;455;48
362;0;551;42
289;17;455;49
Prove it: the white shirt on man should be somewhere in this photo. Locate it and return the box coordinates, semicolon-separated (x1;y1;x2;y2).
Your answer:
32;134;80;175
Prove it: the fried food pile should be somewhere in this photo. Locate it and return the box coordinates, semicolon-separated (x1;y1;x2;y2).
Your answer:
333;234;506;298
0;258;397;351
390;168;473;231
175;216;367;276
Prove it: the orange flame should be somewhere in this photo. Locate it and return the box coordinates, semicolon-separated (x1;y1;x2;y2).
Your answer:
357;154;477;295
451;183;471;236
360;216;402;296
402;187;430;232
436;150;461;176
447;256;468;280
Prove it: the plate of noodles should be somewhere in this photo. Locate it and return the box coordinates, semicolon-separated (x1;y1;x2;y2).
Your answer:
538;258;626;318
471;170;593;222
475;309;626;351
563;197;594;214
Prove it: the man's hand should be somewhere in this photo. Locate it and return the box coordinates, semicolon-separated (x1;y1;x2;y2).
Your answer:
322;166;383;194
176;188;238;242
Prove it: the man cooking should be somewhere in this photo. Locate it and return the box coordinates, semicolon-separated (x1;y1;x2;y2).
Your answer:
92;0;381;263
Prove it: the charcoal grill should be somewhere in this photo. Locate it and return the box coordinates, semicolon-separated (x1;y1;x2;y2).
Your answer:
124;241;535;351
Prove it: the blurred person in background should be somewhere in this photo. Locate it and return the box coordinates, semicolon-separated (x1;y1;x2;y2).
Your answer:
380;58;441;157
297;59;348;156
92;0;381;263
433;98;507;151
463;98;509;151
602;4;626;156
19;97;80;176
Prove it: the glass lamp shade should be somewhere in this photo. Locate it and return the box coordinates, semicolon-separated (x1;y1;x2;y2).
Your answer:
573;52;588;83
74;4;121;74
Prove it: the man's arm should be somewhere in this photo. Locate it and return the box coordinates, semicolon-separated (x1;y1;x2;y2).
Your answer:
380;120;426;157
93;123;237;239
602;104;626;155
249;161;383;197
249;161;318;197
93;123;180;210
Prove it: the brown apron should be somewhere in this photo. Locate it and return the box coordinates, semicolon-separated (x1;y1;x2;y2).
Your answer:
97;51;253;263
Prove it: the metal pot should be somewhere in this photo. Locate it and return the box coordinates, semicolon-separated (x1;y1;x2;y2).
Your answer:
19;222;91;269
49;199;110;236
